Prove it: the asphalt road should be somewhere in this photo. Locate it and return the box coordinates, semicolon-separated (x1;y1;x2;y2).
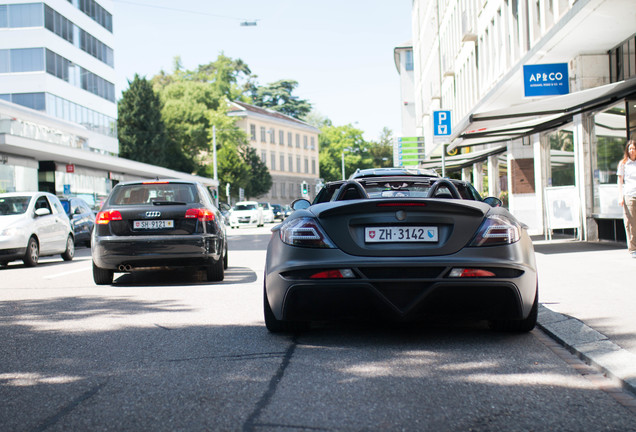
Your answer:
0;226;635;431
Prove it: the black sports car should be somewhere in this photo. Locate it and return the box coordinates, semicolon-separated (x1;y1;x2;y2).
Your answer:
264;168;538;332
91;179;227;285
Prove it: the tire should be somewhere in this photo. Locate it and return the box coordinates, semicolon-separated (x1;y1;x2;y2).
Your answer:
223;244;229;270
0;261;8;269
23;237;39;267
61;235;75;261
490;285;538;333
207;257;224;282
93;262;113;285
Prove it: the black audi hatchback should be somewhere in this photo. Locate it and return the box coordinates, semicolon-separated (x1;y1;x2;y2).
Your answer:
91;179;227;285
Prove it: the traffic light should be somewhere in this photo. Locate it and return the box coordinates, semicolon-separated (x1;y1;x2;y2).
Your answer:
301;181;308;195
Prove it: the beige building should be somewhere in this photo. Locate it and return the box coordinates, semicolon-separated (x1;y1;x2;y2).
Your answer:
227;101;320;204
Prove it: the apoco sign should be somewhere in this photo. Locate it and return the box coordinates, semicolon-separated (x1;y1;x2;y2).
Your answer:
523;63;569;97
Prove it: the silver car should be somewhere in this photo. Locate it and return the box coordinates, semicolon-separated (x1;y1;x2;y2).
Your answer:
264;169;538;333
0;192;75;267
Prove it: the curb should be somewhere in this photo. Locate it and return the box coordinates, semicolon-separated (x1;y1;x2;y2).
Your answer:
537;305;636;396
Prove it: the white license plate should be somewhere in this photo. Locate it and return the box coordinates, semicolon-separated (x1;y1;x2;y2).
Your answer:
134;220;174;229
365;226;438;243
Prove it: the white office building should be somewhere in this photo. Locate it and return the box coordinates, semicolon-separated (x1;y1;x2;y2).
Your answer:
409;0;636;242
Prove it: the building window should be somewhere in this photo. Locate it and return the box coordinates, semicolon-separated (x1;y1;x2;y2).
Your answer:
288;132;292;147
304;158;309;173
269;128;275;144
271;152;276;170
281;183;286;198
0;3;43;28
261;150;267;165
279;130;285;145
310;136;315;150
303;135;308;149
78;0;113;32
288;155;293;173
0;48;45;72
312;158;316;174
280;155;285;171
12;92;45;111
296;156;301;173
295;134;300;148
260;127;266;142
405;50;414;71
250;124;256;141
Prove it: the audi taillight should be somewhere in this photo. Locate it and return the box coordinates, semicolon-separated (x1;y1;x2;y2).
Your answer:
185;208;215;221
96;210;122;225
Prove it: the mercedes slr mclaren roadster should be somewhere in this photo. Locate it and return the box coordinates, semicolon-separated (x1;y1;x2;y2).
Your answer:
264;168;538;333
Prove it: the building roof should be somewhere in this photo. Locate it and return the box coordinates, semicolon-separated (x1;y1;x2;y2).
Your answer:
227;101;319;132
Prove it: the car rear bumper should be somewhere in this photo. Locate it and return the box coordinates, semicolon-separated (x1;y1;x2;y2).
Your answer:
92;234;223;270
0;247;27;262
265;237;537;323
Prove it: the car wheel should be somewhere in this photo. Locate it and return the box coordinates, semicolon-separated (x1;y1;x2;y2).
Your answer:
207;257;224;282
490;285;538;333
23;237;39;267
61;235;75;261
93;262;113;285
0;261;8;269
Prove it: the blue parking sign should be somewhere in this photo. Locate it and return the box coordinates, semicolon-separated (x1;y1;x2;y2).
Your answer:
433;111;451;136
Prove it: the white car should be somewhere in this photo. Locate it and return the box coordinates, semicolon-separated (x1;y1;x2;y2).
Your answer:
258;202;275;223
0;192;75;267
229;201;264;228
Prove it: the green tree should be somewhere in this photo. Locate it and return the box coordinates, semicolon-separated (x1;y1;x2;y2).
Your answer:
250;79;312;119
318;123;371;182
242;146;272;198
117;74;168;166
367;127;394;168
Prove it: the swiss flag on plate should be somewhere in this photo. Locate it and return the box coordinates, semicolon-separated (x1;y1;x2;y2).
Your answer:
368;230;376;239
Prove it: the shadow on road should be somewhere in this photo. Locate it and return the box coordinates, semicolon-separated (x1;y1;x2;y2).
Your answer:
532;240;626;255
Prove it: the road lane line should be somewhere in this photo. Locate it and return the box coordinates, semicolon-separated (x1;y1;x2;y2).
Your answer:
43;265;91;279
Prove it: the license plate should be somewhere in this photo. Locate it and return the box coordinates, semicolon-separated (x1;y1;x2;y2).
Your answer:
365;226;438;243
134;220;174;229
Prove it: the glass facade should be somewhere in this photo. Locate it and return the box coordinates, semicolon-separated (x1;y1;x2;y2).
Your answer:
0;92;116;137
2;3;114;67
609;33;636;83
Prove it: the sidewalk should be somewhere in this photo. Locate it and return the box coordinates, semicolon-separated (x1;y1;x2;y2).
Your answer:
533;237;636;395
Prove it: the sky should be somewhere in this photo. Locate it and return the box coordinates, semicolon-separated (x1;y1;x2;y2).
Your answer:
111;0;412;141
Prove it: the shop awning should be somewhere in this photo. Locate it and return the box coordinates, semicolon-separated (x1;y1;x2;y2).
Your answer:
418;144;507;171
448;76;636;151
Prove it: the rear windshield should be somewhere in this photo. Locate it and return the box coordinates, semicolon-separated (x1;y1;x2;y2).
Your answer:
109;183;199;205
0;196;31;215
235;204;257;211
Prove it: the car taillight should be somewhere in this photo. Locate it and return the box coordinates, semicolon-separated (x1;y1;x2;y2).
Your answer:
448;268;496;277
185;208;215;221
310;269;355;279
95;210;122;224
469;214;521;246
279;217;336;248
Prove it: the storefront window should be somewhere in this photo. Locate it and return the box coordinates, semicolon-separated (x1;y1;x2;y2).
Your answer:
548;129;574;186
595;103;627;185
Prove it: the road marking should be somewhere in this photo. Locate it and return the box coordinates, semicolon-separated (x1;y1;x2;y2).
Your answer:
43;265;91;279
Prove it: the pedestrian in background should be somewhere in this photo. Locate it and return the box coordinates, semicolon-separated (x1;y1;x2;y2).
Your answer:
617;139;636;258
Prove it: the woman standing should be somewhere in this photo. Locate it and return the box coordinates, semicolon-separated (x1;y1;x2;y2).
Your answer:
618;139;636;257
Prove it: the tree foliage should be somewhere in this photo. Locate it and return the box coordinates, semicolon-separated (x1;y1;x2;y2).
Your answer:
249;79;312;119
318;124;372;182
117;74;169;166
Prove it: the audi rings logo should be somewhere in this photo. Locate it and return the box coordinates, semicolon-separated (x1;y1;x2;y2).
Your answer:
145;211;161;218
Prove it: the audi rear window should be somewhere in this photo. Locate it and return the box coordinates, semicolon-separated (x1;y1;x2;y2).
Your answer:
110;184;199;205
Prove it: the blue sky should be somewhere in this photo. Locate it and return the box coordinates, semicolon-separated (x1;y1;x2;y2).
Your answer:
112;0;412;141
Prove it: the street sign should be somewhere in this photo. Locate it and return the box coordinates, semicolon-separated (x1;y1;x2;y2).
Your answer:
394;137;425;167
523;63;569;96
433;111;451;136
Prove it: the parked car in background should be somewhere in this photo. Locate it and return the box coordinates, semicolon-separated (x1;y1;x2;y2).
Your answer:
259;202;275;223
0;192;75;267
264;168;538;333
59;196;95;247
91;180;227;285
271;204;285;221
283;205;293;218
229;201;263;228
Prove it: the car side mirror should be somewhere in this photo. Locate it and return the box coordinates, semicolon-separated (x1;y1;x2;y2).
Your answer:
483;197;503;207
35;208;51;217
291;199;311;211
